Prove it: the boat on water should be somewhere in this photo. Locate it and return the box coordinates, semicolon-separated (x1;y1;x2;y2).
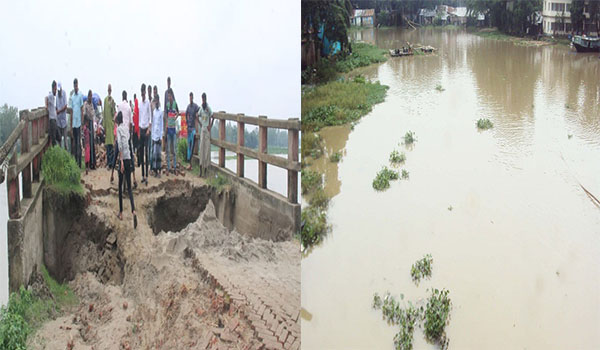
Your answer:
389;48;413;57
572;35;600;52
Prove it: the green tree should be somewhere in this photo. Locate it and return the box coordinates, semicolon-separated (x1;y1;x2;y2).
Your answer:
571;0;585;33
302;0;353;53
0;104;19;146
589;0;600;34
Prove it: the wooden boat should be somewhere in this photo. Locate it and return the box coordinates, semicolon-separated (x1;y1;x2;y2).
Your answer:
572;35;600;52
389;49;414;57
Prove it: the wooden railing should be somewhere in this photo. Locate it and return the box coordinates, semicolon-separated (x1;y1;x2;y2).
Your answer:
0;108;49;219
206;112;300;204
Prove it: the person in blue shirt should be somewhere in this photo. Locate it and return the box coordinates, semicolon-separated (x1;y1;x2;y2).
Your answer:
68;78;84;168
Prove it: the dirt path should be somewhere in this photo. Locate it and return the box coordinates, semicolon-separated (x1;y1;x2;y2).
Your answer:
29;167;300;350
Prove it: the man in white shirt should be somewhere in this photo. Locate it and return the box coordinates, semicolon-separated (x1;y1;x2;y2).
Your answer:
46;80;58;146
138;84;151;185
112;90;137;187
118;90;132;130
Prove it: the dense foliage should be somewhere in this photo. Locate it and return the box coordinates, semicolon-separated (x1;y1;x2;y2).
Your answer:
466;0;542;36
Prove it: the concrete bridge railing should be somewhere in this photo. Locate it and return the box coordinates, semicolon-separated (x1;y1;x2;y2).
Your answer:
0;107;50;218
208;112;300;203
0;107;50;292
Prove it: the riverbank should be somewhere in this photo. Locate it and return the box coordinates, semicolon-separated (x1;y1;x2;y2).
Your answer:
302;26;600;350
301;42;390;249
471;27;571;47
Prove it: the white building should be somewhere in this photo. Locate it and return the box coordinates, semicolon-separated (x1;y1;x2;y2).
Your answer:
542;0;597;35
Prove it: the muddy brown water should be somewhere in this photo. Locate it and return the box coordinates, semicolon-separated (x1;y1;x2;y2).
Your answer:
302;28;600;349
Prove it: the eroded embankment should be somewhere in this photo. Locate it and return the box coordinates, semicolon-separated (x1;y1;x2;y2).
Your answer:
30;177;300;350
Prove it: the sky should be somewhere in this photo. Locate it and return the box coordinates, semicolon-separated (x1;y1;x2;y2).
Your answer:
0;0;299;307
0;0;300;119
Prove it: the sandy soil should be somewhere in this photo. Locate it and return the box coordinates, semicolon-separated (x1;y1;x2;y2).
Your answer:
29;166;300;350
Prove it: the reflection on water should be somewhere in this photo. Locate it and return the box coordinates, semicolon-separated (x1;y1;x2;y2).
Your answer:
302;28;600;350
1;185;8;306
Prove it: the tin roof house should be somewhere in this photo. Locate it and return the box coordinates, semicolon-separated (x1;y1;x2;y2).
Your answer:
351;9;375;27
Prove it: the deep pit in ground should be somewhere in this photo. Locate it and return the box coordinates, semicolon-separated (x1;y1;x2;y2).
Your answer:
58;212;125;285
148;185;212;235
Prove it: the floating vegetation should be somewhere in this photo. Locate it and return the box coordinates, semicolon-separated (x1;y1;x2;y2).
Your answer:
435;84;445;92
411;254;433;285
301;169;322;195
302;132;324;159
404;131;416;145
389;150;406;165
372;293;421;350
309;187;330;209
372;167;399;191
373;254;452;350
301;206;329;249
330;151;342;163
301;168;331;250
401;169;410;180
424;288;451;347
476;118;493;130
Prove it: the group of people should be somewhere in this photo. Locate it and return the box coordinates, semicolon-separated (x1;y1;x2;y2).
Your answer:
46;77;214;228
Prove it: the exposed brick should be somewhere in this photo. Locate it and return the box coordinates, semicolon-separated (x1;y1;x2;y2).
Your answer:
290;338;300;350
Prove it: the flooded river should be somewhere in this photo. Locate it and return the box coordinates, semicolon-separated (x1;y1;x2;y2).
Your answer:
302;28;600;349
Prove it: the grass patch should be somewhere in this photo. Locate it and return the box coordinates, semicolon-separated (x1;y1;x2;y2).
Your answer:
41;146;83;195
0;266;77;350
389;150;406;165
473;29;513;41
401;169;410;180
330;151;342;163
336;43;388;73
435;84;445;92
476;118;494;130
302;79;389;131
177;137;188;164
411;254;433;285
403;131;416;145
372;167;399;191
207;173;229;193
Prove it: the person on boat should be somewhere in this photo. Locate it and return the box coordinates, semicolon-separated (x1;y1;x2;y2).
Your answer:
115;111;137;229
